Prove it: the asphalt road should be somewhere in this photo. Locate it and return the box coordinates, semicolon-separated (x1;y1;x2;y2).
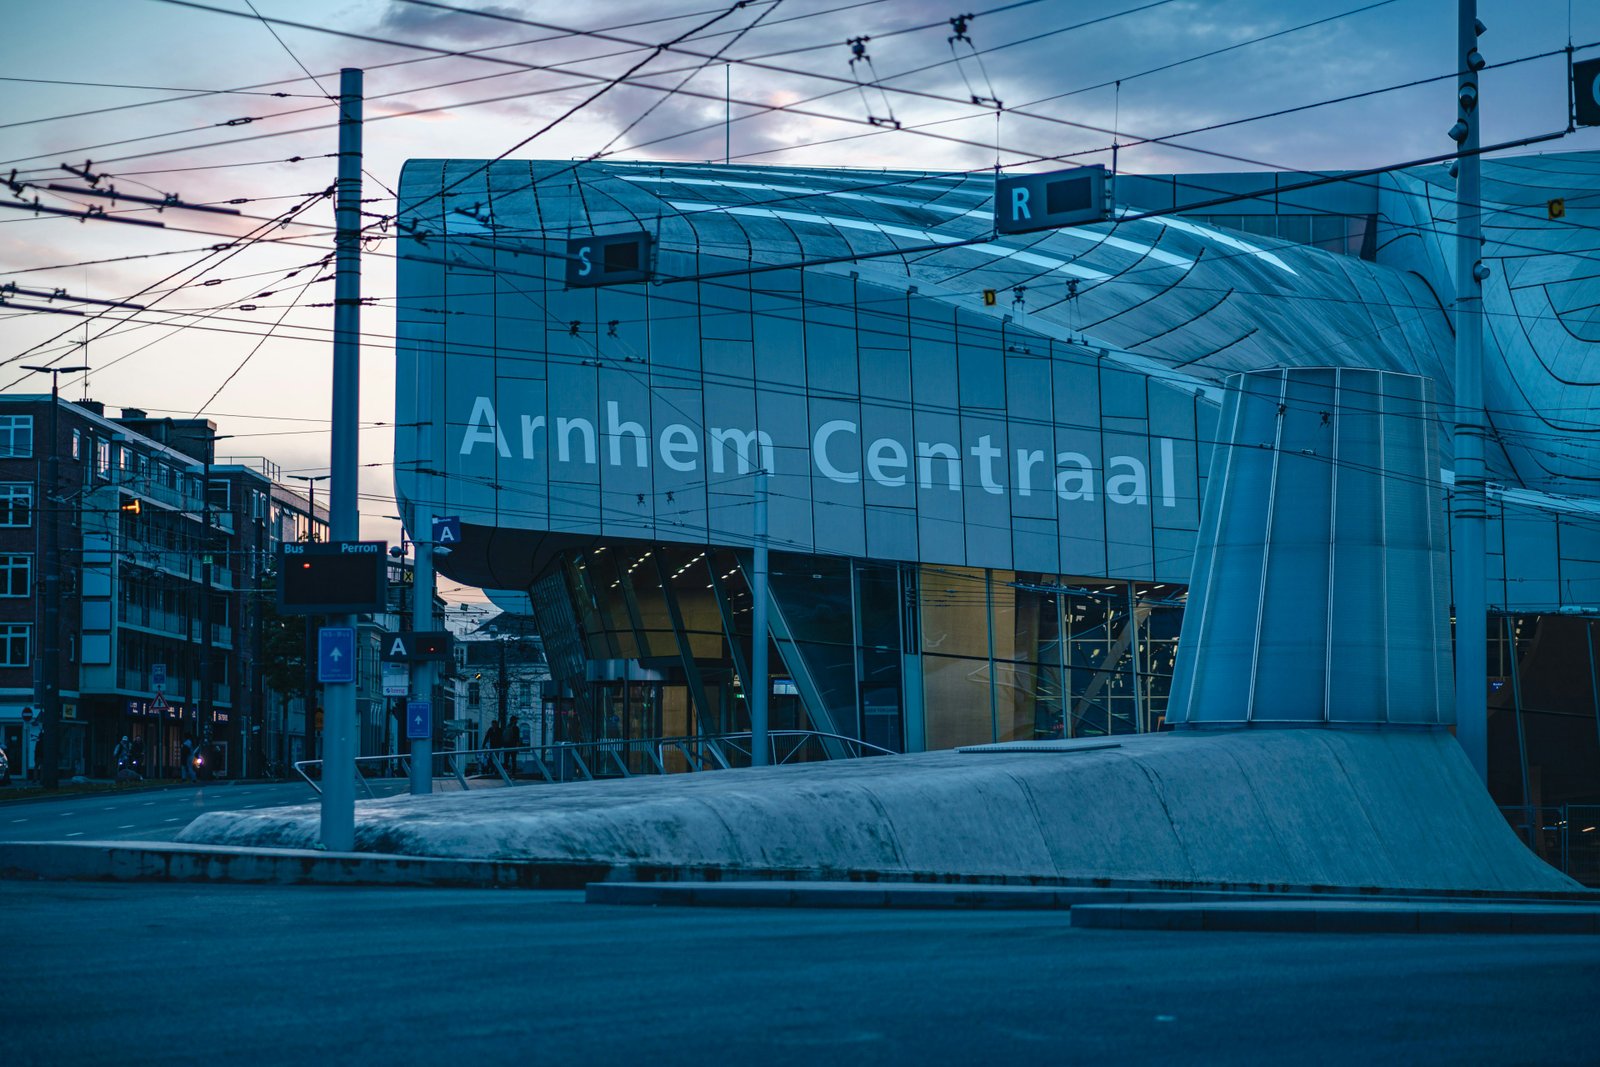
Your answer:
0;780;339;841
3;881;1598;1066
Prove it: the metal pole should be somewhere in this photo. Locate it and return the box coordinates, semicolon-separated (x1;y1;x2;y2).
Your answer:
751;469;769;766
38;380;62;789
199;450;213;764
410;535;434;796
1451;0;1489;782
19;364;88;788
321;67;363;851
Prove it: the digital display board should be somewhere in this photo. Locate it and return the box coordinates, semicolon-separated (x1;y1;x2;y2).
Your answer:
277;541;388;615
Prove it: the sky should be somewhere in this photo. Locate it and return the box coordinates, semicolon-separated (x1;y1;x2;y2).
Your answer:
2;0;1596;612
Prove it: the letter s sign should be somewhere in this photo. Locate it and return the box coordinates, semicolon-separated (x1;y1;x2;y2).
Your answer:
575;245;593;277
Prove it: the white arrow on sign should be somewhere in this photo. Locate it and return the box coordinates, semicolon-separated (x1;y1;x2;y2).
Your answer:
412;715;424;727
329;647;343;661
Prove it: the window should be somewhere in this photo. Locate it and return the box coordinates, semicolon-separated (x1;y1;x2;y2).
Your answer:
0;554;31;597
0;416;33;458
207;478;230;511
468;681;481;707
71;429;81;460
0;484;31;527
0;624;29;666
95;439;111;480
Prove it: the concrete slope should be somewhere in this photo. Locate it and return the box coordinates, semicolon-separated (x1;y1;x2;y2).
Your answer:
179;728;1576;892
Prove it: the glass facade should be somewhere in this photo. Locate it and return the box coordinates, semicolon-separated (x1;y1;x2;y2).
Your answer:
530;539;1185;752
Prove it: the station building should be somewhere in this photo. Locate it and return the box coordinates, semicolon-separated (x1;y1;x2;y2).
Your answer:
395;152;1600;812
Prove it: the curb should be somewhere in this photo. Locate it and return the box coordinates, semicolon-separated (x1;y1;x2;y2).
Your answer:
0;840;600;889
582;881;1337;910
1069;901;1600;934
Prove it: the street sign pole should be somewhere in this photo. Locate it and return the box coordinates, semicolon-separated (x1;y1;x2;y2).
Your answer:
409;532;435;797
322;67;363;851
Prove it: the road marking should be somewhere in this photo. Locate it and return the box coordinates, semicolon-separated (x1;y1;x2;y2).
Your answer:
8;818;25;824
118;824;136;829
58;812;74;817
102;806;116;811
66;831;83;837
142;801;155;806
163;817;181;822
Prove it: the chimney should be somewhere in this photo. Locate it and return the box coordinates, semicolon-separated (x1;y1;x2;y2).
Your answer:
120;407;147;419
77;400;104;416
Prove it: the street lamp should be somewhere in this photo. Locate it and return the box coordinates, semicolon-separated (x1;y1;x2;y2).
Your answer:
288;474;328;542
19;364;89;790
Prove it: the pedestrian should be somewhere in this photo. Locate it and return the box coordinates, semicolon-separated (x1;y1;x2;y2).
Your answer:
482;720;501;773
180;736;197;783
502;719;519;775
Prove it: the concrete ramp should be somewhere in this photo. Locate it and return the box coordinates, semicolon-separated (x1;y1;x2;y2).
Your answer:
180;729;1575;893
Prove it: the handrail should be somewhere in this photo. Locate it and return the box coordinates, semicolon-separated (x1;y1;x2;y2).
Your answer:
292;730;898;794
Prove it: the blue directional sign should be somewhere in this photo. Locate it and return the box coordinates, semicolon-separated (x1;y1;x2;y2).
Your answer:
432;515;461;546
994;165;1107;235
405;699;431;741
151;662;166;692
318;626;356;684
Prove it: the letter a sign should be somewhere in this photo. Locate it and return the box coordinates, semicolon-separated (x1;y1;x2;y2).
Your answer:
432;515;461;546
383;634;411;662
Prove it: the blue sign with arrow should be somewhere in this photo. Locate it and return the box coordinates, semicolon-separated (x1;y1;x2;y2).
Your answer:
406;699;431;741
318;626;356;684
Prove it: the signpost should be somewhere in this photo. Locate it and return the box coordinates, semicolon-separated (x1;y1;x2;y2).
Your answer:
277;541;388;615
151;663;166;693
317;626;357;685
1575;56;1600;127
405;700;431;741
565;232;652;287
432;515;461;546
380;631;455;662
994;165;1108;236
381;660;409;698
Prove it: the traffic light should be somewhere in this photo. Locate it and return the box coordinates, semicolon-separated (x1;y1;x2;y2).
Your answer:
119;498;141;516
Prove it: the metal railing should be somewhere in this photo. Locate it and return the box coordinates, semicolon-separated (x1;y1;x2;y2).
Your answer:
293;730;897;795
1501;805;1600;887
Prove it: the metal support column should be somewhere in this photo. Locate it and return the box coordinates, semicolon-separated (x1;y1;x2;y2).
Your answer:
410;535;434;796
751;469;769;766
322;67;363;851
1451;0;1489;782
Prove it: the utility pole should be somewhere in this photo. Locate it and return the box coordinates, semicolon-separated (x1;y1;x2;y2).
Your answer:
409;530;435;796
751;469;769;766
322;68;363;851
1451;2;1489;782
198;434;232;769
21;364;88;790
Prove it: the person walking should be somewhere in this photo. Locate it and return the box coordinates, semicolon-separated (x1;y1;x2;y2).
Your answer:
482;720;501;775
180;736;197;783
502;718;519;775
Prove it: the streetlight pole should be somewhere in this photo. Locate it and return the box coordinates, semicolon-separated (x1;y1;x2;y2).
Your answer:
323;67;364;851
20;364;88;791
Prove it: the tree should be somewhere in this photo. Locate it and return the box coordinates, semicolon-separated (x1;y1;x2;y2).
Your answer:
257;575;309;699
